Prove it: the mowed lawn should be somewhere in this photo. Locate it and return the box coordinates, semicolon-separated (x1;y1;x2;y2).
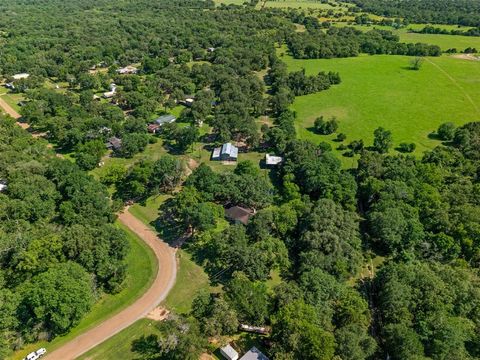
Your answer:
283;53;480;161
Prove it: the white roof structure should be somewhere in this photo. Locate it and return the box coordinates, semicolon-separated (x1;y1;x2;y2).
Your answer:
13;73;29;80
265;154;282;166
0;184;7;192
239;347;269;360
211;143;238;161
220;344;239;360
117;66;138;74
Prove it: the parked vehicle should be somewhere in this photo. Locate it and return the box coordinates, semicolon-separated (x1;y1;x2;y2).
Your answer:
22;348;47;360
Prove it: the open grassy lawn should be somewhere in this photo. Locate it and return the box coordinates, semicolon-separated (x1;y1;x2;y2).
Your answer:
163;250;211;314
0;92;24;112
77;319;162;360
263;0;335;9
10;222;157;360
281;52;480;165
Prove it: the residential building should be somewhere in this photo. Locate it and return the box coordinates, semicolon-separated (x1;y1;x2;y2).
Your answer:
117;65;138;74
106;136;122;151
225;206;254;225
155;114;176;126
147;123;161;133
211;142;238;161
239;347;269;360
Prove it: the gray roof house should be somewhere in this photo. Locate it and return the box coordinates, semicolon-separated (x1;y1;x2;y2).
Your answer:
239;347;269;360
106;136;122;151
220;344;239;360
155;114;176;126
225;206;254;225
211;142;238;161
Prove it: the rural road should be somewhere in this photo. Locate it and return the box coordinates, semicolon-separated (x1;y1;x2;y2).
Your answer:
44;209;177;360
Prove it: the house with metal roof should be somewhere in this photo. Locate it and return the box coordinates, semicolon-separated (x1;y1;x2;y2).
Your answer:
220;344;239;360
155;114;176;126
211;142;238;161
239;347;269;360
106;136;122;151
12;73;29;80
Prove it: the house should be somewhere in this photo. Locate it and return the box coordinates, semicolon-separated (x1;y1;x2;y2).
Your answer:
220;344;239;360
103;83;117;98
225;206;255;225
211;142;238;161
147;123;161;133
265;154;283;166
106;136;122;151
117;65;138;75
12;73;29;80
239;347;269;360
155;114;176;126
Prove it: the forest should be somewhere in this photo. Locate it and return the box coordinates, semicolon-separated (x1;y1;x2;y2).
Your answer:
0;0;479;359
343;0;480;27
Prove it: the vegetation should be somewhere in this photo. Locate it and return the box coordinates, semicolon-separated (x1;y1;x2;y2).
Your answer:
1;0;480;359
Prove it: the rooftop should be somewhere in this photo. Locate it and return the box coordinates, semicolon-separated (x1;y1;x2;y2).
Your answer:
225;206;254;225
155;114;176;125
220;344;239;360
239;347;269;360
221;142;238;158
265;154;283;165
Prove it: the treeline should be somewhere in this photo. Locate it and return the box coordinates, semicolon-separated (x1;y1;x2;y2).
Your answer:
287;27;442;59
412;25;480;37
0;118;128;357
138;121;480;359
343;0;480;27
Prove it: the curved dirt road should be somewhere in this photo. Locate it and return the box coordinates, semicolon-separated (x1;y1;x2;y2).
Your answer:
44;209;177;360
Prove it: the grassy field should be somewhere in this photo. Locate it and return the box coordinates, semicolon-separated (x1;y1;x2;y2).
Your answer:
281;51;480;164
77;319;162;360
11;222;157;360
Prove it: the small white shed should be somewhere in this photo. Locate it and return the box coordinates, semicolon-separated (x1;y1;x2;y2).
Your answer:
220;344;239;360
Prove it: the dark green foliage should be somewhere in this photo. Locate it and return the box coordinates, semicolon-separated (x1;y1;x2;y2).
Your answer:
437;122;456;141
373;126;393;153
375;261;480;359
287;27;441;59
19;262;94;336
344;0;480;27
397;142;416;153
314;116;339;135
0;119;128;352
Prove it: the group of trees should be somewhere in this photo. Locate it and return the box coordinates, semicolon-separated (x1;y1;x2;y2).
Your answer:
413;25;480;37
148;116;480;359
343;0;480;27
0;118;128;356
287;27;442;59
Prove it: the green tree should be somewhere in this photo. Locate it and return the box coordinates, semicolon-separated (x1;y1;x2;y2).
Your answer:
373;127;393;154
19;262;94;335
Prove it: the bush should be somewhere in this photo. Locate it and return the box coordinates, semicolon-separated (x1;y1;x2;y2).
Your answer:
437;122;456;141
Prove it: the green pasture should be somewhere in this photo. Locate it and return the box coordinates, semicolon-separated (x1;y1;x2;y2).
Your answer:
281;51;480;164
11;222;157;360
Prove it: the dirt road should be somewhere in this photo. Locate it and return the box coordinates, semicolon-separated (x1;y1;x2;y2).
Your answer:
0;96;21;120
44;209;177;360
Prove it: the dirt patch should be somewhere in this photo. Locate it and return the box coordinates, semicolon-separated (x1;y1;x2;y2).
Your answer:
452;54;480;61
0;96;21;119
200;354;216;360
146;306;170;321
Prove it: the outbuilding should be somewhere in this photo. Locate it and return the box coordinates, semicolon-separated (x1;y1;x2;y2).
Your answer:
220;344;239;360
265;154;283;166
211;142;238;162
